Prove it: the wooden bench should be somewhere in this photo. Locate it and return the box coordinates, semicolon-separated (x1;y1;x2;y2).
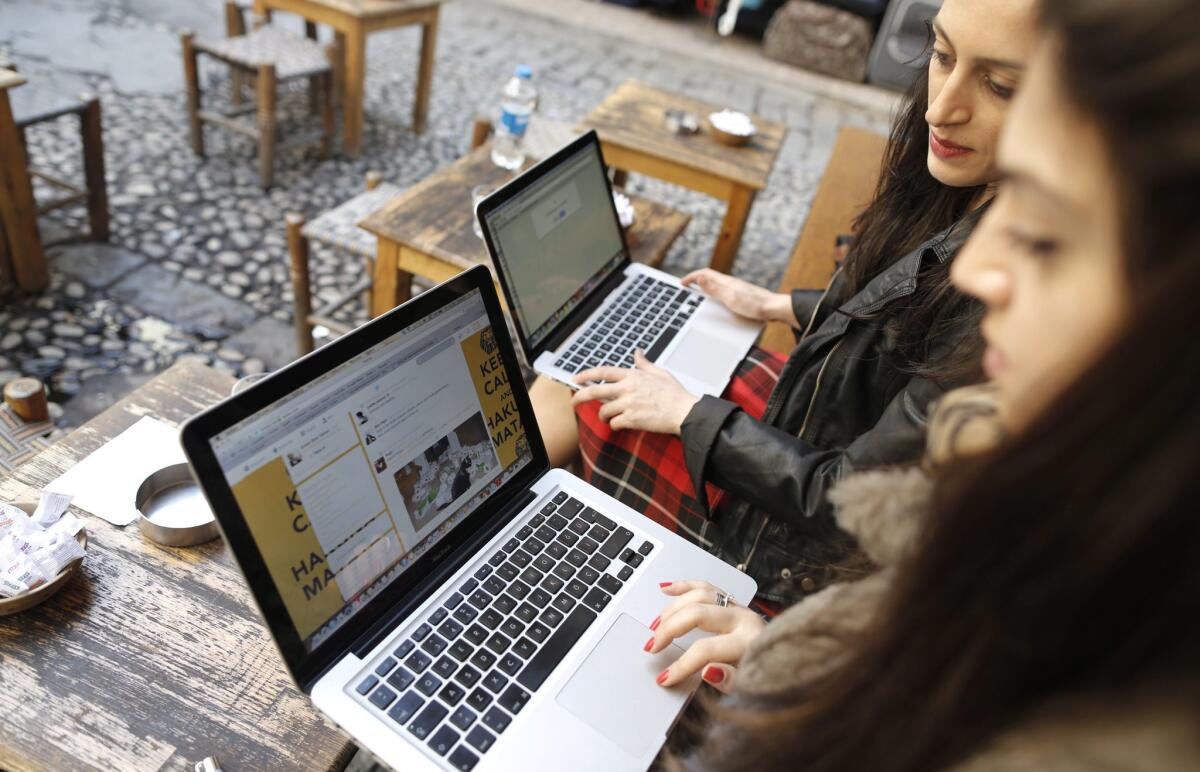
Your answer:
760;125;888;354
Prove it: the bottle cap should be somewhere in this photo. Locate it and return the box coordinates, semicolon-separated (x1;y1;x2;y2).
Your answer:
515;64;532;79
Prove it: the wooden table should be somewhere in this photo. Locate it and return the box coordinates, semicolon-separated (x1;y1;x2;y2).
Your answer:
0;359;355;772
252;0;441;157
581;79;786;274
360;144;693;317
0;67;47;293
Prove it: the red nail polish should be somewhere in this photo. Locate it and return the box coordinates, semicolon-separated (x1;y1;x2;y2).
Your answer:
643;636;654;652
659;581;672;588
703;666;725;684
650;616;661;631
656;669;669;685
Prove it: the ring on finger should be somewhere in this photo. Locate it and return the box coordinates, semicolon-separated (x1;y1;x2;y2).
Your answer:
714;590;731;608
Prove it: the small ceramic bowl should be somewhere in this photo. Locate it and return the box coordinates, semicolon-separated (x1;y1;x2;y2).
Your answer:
707;110;757;147
0;501;87;617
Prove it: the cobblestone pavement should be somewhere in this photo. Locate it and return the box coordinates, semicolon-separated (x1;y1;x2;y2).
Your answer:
1;0;890;424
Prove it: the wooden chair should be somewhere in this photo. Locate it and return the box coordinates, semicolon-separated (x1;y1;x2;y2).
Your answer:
223;1;330;109
181;22;335;188
286;172;406;354
760;125;888;353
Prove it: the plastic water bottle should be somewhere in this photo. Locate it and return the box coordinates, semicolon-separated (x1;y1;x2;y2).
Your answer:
491;65;537;170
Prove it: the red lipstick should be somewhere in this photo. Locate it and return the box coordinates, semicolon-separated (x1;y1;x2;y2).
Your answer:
930;131;973;160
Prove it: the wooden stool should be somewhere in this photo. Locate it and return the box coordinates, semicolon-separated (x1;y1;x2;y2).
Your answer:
181;23;335;188
224;1;328;109
287;172;406;354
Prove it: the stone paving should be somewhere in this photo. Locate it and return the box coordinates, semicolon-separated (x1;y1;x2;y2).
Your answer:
0;0;890;426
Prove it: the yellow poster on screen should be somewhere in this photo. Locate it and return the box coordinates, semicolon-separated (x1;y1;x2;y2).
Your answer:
461;327;525;467
231;458;343;639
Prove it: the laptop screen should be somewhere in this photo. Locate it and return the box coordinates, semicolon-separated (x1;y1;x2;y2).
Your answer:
482;138;626;351
208;289;533;653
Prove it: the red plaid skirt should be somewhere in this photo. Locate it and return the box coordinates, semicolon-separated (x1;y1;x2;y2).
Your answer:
575;347;787;550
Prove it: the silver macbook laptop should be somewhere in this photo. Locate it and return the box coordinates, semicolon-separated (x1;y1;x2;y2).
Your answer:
477;130;762;397
181;267;755;771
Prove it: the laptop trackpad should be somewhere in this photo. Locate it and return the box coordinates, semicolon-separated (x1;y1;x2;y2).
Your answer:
556;613;697;758
662;329;740;384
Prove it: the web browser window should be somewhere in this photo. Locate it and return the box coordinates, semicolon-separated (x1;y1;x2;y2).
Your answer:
211;290;532;651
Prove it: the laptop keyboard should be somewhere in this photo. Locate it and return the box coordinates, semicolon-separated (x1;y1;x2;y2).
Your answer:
554;275;702;374
354;491;655;771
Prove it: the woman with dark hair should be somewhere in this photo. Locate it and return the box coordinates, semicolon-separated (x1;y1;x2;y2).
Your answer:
646;0;1200;766
531;0;1037;607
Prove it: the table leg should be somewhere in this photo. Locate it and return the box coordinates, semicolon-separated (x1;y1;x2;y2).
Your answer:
710;186;756;274
343;23;366;158
0;90;47;291
332;30;346;109
80;97;110;242
413;8;439;134
371;239;414;317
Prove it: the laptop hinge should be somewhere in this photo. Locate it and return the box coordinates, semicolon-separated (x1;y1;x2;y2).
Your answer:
351;486;540;659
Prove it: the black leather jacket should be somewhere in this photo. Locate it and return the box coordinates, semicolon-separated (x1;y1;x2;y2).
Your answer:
679;216;981;606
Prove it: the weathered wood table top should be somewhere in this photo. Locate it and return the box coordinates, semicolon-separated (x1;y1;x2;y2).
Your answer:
0;358;354;772
359;144;692;275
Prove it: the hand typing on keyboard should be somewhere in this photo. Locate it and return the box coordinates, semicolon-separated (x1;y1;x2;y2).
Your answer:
570;350;701;435
681;268;799;327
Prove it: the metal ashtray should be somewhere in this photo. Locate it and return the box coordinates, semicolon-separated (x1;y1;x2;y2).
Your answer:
134;463;219;547
664;108;699;135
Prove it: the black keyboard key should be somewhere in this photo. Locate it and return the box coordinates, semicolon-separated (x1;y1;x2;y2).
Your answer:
369;684;397;710
600;527;634;559
540;502;558;516
638;541;654;556
468;723;498;752
388;691;424;725
557;530;579;548
508;580;531;600
518;606;598;691
375;657;397;677
645;323;681;362
448;746;479;771
412;623;432;642
565;579;588;599
564;548;587;568
512;637;537;659
455;664;482;689
496;562;518;582
524;536;546;555
588;553;611;572
577;536;600;555
493;594;516;615
479;608;504;630
482;669;509;694
430;608;448;625
415;672;442;697
449;639;474;662
467;687;493;711
520;566;545;586
552;492;568;504
465;623;489;645
540;607;564;627
481;707;511;735
470;649;496;671
514;602;538;623
487;552;505;568
598;573;623;595
532;556;556;577
444;592;465;610
356;675;378;696
545;541;567;560
483;576;506;595
433;656;457;679
503;537;520;553
516;525;533;541
580;507;599;523
449;705;477;731
552;594;576;614
468;590;492;610
530;513;546;528
439;682;466;707
500;618;526;639
541;574;565;594
406;650;432;673
422;634;448;657
552;562;575;581
618;565;634;581
529;588;553;608
509;549;532;568
624;551;644;568
498;653;522;676
462;577;481;594
568;518;589;536
408;701;448;740
428;725;460;756
547;514;569;531
534;525;557;544
394;639;416;659
485;632;511;655
526;622;550;643
439;618;464;641
474;565;492;581
453;604;479;625
587;524;609;542
388;666;416;692
593;512;617;532
582;587;612;613
498;684;531;715
578;566;600;585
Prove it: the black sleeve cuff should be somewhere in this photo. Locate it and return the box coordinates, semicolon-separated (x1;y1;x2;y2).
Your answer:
679;395;740;513
790;289;825;337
